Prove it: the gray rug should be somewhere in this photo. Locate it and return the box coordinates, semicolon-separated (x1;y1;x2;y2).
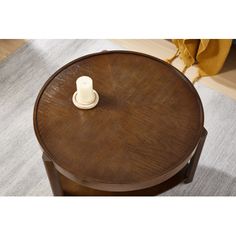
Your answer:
0;39;236;196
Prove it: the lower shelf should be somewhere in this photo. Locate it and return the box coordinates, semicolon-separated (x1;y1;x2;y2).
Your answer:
60;165;189;196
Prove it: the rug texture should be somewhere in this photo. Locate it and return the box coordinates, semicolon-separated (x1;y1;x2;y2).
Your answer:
0;39;236;196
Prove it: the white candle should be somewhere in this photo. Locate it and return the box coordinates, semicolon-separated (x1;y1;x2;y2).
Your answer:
76;76;95;104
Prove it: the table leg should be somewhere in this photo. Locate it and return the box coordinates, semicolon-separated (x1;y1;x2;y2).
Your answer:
42;153;64;196
184;128;207;184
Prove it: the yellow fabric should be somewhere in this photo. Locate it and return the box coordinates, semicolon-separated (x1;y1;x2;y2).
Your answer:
172;39;232;77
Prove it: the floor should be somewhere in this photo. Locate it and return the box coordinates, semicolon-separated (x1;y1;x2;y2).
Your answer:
0;39;26;61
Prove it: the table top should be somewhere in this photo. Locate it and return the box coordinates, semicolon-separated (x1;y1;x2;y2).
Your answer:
34;50;204;192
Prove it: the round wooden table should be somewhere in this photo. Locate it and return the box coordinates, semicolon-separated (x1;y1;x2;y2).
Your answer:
34;50;207;196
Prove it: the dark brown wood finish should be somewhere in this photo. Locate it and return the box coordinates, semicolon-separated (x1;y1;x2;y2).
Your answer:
59;164;189;196
42;153;64;196
34;50;205;195
184;128;208;183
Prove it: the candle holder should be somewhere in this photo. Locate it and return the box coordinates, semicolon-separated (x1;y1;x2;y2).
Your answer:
72;76;99;109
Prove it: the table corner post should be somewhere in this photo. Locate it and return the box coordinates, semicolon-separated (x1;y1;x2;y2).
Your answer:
42;153;64;196
184;127;208;184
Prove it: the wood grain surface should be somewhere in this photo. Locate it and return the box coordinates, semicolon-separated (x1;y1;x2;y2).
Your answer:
34;50;204;192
